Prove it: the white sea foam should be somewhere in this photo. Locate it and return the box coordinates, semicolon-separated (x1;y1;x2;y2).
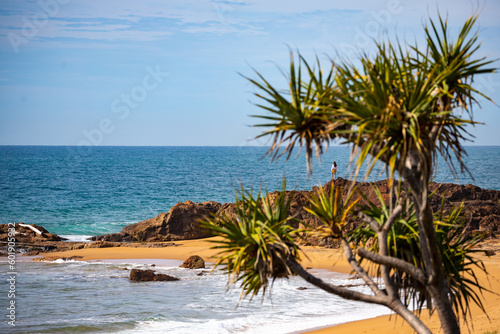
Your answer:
119;270;391;334
94;258;184;267
60;235;94;242
126;297;391;334
10;260;396;334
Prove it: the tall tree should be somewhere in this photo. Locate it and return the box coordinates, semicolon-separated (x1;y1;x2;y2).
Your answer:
204;14;495;334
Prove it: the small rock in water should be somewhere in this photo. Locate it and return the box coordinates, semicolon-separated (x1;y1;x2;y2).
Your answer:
153;273;180;281
129;269;179;282
180;255;205;269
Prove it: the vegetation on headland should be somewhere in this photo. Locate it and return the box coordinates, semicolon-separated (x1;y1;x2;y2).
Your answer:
203;13;497;334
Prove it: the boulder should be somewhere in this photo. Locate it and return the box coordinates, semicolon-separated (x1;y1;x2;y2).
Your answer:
180;255;205;269
153;273;180;281
91;201;221;242
129;269;179;282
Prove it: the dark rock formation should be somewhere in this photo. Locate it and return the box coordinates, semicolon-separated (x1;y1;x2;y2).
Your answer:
0;223;70;255
84;241;119;248
91;233;133;242
218;178;500;245
91;178;500;245
7;179;498;252
91;201;221;242
323;178;500;238
0;223;64;243
129;269;180;282
217;202;238;219
180;255;205;269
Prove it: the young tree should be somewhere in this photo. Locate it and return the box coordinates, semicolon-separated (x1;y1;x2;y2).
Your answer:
204;14;495;334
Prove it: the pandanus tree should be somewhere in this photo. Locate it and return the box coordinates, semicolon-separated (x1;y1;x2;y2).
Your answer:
204;14;495;334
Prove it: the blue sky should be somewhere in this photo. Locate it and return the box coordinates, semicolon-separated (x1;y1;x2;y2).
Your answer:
0;0;499;147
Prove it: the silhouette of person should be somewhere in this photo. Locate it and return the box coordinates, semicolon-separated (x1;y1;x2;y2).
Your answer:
331;161;337;180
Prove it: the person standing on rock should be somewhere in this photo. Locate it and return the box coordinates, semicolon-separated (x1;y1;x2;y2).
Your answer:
331;161;337;180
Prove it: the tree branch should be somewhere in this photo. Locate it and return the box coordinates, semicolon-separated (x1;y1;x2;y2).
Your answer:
341;239;385;297
378;229;398;299
383;197;405;232
358;212;381;232
357;247;427;285
286;256;388;305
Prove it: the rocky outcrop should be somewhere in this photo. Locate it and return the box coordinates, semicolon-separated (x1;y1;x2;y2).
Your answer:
323;178;500;238
180;255;205;269
0;223;64;243
0;223;70;255
215;178;500;244
90;201;221;242
428;182;500;237
84;241;120;248
91;178;500;245
8;179;498;252
91;233;135;242
129;269;179;282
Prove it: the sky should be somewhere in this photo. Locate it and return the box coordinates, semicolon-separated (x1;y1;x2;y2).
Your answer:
0;0;499;147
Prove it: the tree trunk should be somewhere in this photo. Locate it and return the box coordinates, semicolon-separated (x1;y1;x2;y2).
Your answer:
390;299;432;334
404;163;461;334
419;202;460;334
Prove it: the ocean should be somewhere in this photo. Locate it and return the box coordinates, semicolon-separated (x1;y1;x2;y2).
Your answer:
1;145;499;333
2;145;499;239
3;259;394;334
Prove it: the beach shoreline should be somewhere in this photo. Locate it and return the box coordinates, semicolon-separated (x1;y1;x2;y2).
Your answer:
25;237;500;334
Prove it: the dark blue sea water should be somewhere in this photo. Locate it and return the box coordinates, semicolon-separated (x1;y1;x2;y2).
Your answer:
1;145;499;238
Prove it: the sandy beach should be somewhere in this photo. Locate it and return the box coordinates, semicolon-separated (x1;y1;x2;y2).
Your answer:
37;238;500;334
306;250;500;334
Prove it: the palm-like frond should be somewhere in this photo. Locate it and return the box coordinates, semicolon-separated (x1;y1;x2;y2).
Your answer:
237;13;496;333
331;43;438;181
304;183;359;239
349;186;490;320
201;179;301;301
246;52;340;175
348;187;426;309
414;14;497;179
434;200;490;322
247;15;495;184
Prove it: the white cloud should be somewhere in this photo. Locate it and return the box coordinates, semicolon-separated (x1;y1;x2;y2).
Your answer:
0;0;498;47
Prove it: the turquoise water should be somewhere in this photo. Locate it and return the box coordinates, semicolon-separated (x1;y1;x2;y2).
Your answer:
1;145;499;237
